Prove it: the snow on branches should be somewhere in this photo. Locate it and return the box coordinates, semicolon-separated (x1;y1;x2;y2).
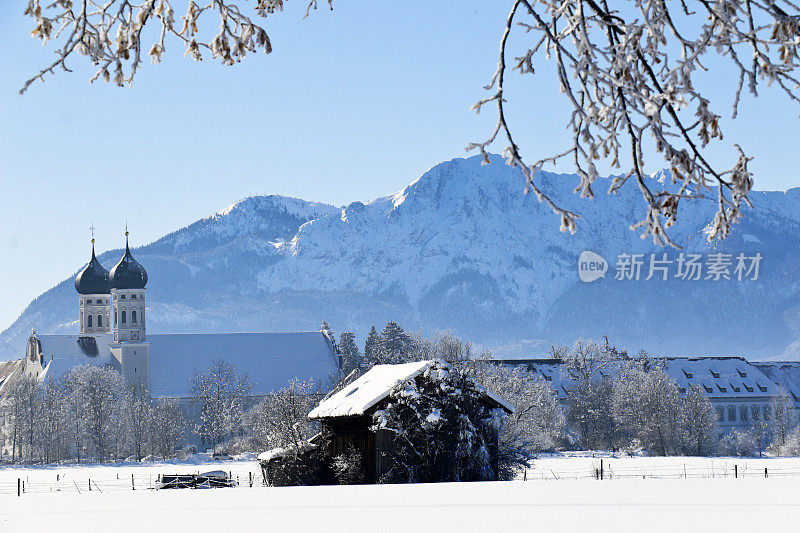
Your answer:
470;0;800;247
20;0;332;94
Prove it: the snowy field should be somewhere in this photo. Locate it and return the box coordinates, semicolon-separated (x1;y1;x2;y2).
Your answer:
2;455;800;532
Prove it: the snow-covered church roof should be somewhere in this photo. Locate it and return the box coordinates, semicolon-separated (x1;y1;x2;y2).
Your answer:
148;332;338;397
32;332;338;397
38;334;116;382
308;360;513;419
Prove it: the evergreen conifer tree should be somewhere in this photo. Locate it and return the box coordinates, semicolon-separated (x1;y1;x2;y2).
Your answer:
364;325;379;364
338;332;361;375
375;321;415;365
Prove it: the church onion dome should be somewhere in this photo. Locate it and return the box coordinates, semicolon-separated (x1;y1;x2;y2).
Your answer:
75;242;110;295
109;233;148;289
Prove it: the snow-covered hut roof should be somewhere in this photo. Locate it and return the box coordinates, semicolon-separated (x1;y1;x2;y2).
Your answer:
149;332;338;397
309;361;433;419
308;360;513;419
751;361;800;401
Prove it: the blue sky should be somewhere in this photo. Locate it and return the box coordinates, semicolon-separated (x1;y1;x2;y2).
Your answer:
1;1;799;331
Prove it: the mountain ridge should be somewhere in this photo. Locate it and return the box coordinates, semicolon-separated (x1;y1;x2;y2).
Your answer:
3;155;800;361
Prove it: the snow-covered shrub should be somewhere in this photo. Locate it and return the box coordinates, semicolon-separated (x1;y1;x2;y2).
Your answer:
372;360;508;483
720;429;757;457
332;446;365;485
769;426;800;457
259;443;323;487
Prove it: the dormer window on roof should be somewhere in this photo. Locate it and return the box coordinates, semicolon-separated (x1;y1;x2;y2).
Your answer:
757;383;767;393
703;383;713;393
738;369;747;378
716;384;727;393
682;369;693;379
730;383;741;393
710;369;720;378
744;384;754;392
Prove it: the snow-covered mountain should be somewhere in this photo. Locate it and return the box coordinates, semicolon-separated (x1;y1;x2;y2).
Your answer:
3;155;800;361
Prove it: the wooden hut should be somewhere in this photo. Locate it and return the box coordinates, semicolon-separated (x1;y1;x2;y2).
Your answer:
308;360;513;484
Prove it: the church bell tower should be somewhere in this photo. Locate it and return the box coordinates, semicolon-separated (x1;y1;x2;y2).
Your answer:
74;232;111;335
108;228;150;393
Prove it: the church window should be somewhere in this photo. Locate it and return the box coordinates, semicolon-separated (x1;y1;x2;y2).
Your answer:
740;405;749;422
764;406;771;420
97;315;102;328
114;311;117;325
87;315;93;328
716;407;724;422
121;294;126;300
121;310;126;324
132;310;137;323
751;405;760;420
728;406;736;421
131;294;137;299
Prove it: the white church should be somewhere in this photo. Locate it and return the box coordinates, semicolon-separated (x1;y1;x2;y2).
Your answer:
11;232;341;399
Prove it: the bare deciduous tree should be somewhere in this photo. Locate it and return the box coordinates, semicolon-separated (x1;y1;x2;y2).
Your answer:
247;377;316;449
22;2;800;243
21;2;800;243
471;1;800;246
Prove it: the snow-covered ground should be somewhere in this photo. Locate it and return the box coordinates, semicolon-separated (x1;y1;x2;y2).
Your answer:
2;455;800;532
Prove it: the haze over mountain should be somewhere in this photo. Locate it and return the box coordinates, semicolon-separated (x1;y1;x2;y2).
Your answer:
3;155;800;361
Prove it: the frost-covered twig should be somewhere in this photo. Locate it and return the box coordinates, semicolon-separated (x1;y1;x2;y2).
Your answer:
470;0;799;245
21;0;332;93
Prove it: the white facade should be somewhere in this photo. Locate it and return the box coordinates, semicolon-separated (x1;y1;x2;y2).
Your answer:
111;288;146;343
110;286;150;393
79;294;111;335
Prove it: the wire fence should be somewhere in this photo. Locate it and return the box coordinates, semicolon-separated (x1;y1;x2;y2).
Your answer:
523;461;800;481
0;469;265;496
4;461;800;496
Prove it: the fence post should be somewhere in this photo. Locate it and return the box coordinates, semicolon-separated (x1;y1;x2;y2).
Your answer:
765;467;768;478
17;478;20;497
249;472;253;487
600;459;604;480
132;474;135;490
89;479;92;491
735;465;738;479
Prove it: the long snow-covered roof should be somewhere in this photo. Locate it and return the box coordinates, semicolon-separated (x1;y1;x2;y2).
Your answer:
752;361;800;400
148;332;337;397
32;332;338;397
663;357;780;398
497;357;781;400
309;360;434;419
308;360;513;419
